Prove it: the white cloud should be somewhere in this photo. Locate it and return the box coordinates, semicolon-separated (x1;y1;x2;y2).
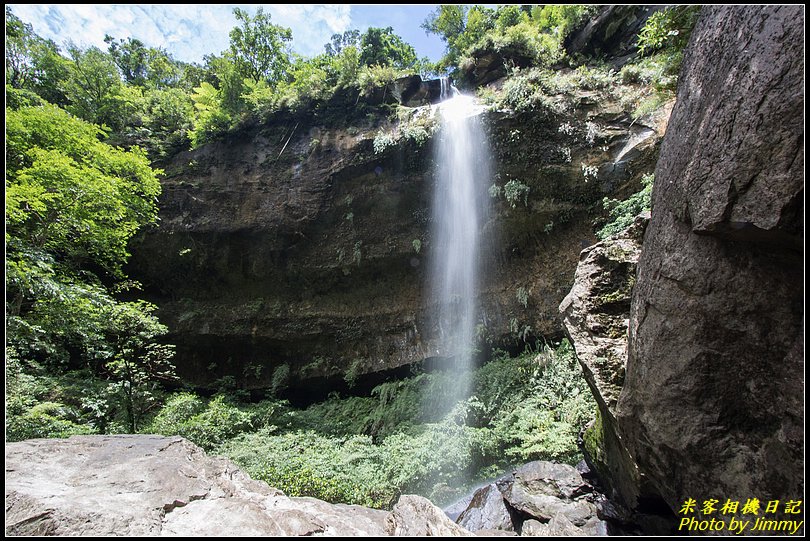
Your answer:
8;4;353;63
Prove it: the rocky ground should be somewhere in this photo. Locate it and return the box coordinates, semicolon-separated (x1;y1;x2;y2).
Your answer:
5;435;611;537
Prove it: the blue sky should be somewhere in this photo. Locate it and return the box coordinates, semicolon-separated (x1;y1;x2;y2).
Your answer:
7;4;449;64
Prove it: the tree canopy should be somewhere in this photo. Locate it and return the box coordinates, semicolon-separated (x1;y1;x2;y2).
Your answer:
229;7;293;84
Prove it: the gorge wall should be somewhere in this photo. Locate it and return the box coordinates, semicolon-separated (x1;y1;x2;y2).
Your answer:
130;75;665;393
619;4;804;512
562;4;804;521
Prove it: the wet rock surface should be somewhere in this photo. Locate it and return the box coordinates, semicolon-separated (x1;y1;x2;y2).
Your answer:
128;76;666;393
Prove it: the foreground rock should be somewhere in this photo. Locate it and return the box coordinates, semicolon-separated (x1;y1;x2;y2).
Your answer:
386;495;474;536
4;435;455;536
454;461;608;536
619;4;804;514
456;483;514;532
560;4;804;527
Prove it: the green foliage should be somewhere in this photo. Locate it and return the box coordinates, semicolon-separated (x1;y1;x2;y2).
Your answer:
229;7;292;84
64;45;131;130
188;81;231;147
359;27;417;69
6;96;175;440
412;239;422;254
102;301;177;432
516;286;530;308
637;6;701;57
597;173;654;240
503;179;531;208
324;30;361;56
104;35;181;89
6;353;95;440
151;340;597;509
6;104;161;275
424;5;591;72
149;394;263;450
270;363;291;396
5;7;70;106
532;5;590;37
373;109;437;155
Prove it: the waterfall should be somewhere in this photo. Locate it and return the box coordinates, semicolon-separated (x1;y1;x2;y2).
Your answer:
429;79;490;408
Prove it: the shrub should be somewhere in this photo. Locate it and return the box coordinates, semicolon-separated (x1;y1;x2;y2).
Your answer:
504;179;530;207
597;173;653;239
637;6;701;57
149;393;256;450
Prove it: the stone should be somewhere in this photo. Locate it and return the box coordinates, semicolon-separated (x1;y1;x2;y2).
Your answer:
386;495;475;536
559;213;648;505
580;515;610;536
391;75;445;107
6;435;442;537
617;4;804;513
521;513;587;536
475;529;519;537
560;212;646;416
519;519;545;536
496;461;597;526
456;483;514;532
565;6;669;67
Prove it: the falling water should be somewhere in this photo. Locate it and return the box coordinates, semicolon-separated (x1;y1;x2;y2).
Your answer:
429;79;490;409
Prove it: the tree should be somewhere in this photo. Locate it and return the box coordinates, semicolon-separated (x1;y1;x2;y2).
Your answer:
421;6;495;68
6;101;175;435
64;45;129;129
105;35;149;86
359;27;418;69
6;103;160;276
229;7;292;84
324;29;360;56
5;7;70;105
105;35;182;89
103;301;176;432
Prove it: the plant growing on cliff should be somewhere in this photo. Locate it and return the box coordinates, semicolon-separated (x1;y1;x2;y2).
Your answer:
516;286;530;308
637;6;701;57
597;173;653;239
504;179;531;208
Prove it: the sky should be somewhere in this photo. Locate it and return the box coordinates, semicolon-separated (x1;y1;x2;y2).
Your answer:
7;4;449;64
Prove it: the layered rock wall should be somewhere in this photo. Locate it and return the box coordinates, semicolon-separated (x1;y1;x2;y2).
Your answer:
130;81;665;391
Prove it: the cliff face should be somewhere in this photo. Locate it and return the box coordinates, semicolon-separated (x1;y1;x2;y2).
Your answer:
129;81;666;392
562;5;804;519
619;5;804;510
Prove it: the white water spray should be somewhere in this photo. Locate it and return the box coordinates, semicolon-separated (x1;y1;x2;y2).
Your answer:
429;80;490;406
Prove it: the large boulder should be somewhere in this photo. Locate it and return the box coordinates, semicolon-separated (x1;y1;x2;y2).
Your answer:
456;483;515;532
617;4;804;514
4;435;468;537
386;495;475;536
495;461;601;528
565;6;669;66
559;214;647;506
452;462;610;535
